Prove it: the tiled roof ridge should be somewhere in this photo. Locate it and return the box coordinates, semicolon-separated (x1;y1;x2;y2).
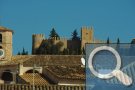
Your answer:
0;26;13;33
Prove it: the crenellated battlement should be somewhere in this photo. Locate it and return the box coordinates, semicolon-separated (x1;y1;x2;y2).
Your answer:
81;26;93;31
32;34;45;39
81;26;94;48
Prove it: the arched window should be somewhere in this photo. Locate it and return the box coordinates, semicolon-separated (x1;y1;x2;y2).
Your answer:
0;34;2;43
25;69;39;73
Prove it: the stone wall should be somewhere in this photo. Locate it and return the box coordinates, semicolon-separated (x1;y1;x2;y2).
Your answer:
54;38;67;51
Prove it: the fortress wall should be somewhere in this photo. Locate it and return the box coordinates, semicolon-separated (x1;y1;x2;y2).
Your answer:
67;40;81;50
54;39;67;51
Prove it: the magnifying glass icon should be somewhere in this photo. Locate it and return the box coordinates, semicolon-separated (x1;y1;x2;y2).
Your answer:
88;46;132;86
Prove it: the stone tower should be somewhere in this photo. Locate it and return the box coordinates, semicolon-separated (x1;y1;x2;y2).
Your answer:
32;34;45;54
0;26;13;60
81;26;93;49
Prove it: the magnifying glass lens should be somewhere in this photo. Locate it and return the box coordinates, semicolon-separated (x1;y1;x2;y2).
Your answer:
93;50;117;74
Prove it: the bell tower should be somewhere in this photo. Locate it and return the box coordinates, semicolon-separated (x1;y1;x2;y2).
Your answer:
0;26;13;60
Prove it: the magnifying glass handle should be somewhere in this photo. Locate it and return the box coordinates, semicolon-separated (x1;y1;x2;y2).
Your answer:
112;70;132;86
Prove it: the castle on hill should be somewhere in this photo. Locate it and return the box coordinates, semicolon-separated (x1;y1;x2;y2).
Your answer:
0;26;85;85
0;26;135;86
32;26;104;55
0;26;104;60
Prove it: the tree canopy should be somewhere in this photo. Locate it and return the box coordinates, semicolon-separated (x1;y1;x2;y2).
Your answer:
107;37;110;44
49;28;59;39
17;47;28;55
117;38;120;44
71;30;80;40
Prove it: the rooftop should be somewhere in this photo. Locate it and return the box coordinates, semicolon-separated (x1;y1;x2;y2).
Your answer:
45;65;85;80
0;55;82;66
0;26;14;33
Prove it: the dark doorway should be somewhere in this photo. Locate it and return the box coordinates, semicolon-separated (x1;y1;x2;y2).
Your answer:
1;70;13;81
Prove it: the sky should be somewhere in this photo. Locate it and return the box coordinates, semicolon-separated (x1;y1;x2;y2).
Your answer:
0;0;135;55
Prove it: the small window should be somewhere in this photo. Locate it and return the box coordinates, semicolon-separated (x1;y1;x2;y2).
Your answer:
0;34;2;43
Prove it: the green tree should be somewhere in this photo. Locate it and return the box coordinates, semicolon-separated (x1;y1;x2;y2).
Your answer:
22;48;25;55
71;29;80;40
49;28;59;39
38;40;64;55
21;48;28;55
63;48;69;55
51;46;57;55
107;37;110;44
116;38;120;50
131;39;135;44
17;51;21;55
17;48;28;55
43;40;53;54
117;38;120;44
